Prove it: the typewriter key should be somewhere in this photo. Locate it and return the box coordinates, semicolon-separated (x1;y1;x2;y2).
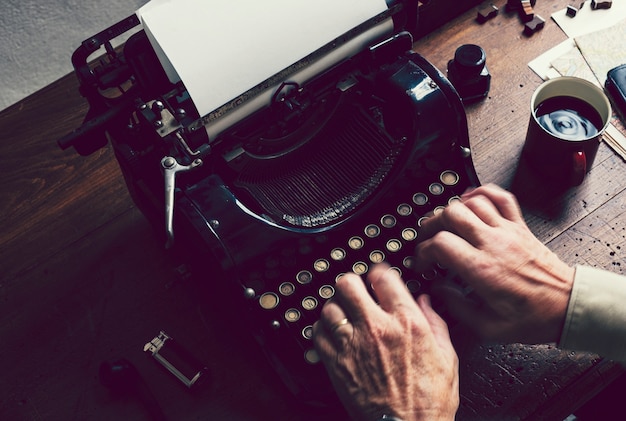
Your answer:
417;216;429;227
390;267;402;277
335;273;346;283
301;296;318;311
313;259;329;272
381;214;396;228
318;285;335;299
353;261;368;275
302;325;314;340
279;282;295;296
330;248;346;261
386;239;402;252
429;183;445;195
421;269;438;281
304;349;320;364
403;256;416;269
433;206;446;215
365;224;380;238
406;279;422;294
402;228;417;241
448;195;462;205
440;170;460;186
397;203;413;216
285;308;301;322
259;292;279;310
296;270;313;284
369;250;385;263
412;192;428;206
348;236;364;250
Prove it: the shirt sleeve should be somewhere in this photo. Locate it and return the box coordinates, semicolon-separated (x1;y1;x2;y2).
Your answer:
559;265;626;362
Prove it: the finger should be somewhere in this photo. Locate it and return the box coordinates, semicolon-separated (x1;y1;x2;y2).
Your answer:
312;319;336;358
462;184;525;224
319;299;355;347
367;263;419;314
462;194;509;228
334;272;384;322
413;230;480;274
418;200;492;247
416;294;453;352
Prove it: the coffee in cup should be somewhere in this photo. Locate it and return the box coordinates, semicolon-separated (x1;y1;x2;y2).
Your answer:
521;76;611;187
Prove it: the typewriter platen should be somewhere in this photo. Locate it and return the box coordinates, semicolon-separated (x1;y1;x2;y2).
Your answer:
59;0;479;408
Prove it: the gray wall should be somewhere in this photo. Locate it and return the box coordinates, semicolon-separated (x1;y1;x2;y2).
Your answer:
1;0;149;112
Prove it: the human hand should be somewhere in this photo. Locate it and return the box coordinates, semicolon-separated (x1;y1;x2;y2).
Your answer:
414;183;575;344
313;263;458;421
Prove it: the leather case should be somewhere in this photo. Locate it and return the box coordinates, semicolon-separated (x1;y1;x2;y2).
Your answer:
605;64;626;122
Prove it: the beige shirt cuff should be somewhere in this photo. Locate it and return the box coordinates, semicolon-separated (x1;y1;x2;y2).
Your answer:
559;265;626;362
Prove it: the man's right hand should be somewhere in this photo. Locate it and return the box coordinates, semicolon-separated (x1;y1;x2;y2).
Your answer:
413;184;575;344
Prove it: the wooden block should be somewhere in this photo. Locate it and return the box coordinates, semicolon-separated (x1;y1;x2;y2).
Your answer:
591;0;612;9
566;5;578;17
520;0;535;22
523;14;545;36
505;0;536;12
476;3;499;23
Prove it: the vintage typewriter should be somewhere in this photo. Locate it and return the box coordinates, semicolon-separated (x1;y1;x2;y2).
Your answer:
58;0;480;408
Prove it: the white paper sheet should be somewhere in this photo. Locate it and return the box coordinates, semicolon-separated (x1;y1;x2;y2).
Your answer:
552;0;626;38
137;0;389;117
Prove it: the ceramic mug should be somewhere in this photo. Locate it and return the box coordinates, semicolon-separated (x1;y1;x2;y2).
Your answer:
521;76;611;187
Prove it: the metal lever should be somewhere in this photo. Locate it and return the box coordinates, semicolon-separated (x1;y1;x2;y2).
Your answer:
161;156;202;249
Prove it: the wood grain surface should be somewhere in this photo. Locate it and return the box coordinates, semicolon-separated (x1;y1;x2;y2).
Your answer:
2;1;625;420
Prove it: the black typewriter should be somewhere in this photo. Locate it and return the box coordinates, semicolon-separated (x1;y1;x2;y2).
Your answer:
58;0;480;408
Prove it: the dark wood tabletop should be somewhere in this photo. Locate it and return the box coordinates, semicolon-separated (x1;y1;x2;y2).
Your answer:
2;1;626;420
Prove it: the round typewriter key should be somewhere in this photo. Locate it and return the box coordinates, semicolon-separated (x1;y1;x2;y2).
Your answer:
302;325;314;340
364;224;380;238
330;247;346;261
412;192;429;206
433;206;446;215
301;296;318;311
417;216;429;227
397;203;413;216
381;214;396;228
318;285;335;299
406;279;422;294
448;195;462;204
390;266;402;277
296;270;313;284
304;348;320;364
353;261;368;275
386;239;402;252
348;236;364;250
279;282;295;296
284;308;301;322
313;259;330;273
335;273;346;283
403;256;416;269
369;250;385;263
402;228;417;241
421;269;438;281
259;292;279;310
429;182;444;195
440;170;460;186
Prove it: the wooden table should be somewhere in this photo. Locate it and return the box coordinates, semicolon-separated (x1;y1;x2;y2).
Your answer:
2;1;625;419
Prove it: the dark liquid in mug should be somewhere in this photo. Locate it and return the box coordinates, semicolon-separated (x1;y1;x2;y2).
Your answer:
534;96;603;141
